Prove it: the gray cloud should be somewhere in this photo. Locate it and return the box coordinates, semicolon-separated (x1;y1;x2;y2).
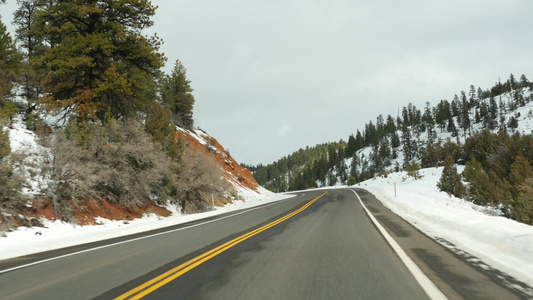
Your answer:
2;0;533;165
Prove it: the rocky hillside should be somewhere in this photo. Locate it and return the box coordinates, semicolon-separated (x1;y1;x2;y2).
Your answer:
175;127;263;195
1;120;266;229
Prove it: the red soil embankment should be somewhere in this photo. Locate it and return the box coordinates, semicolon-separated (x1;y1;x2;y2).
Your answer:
175;128;260;193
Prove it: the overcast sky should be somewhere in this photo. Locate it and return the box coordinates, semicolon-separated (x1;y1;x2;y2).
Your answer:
2;1;533;165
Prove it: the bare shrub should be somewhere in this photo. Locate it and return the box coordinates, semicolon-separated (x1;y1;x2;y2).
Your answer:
38;118;229;220
38;130;92;222
0;125;28;231
174;149;228;214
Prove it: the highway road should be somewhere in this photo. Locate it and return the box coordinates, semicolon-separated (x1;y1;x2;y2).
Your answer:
0;189;528;299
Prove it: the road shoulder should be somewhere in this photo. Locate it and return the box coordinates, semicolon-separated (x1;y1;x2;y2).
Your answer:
353;188;530;300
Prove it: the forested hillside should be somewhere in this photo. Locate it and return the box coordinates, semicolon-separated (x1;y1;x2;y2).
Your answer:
251;74;533;225
0;1;237;230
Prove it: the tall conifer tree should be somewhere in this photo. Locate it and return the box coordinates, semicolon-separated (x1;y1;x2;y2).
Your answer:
160;59;195;129
31;0;165;120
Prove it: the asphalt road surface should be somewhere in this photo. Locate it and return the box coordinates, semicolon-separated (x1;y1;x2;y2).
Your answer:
0;188;529;299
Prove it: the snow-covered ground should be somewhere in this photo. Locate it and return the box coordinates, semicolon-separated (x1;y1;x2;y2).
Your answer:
2;96;532;290
357;168;533;287
1;164;532;291
0;187;294;261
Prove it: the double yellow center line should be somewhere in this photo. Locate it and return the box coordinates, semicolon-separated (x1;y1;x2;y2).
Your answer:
115;191;328;300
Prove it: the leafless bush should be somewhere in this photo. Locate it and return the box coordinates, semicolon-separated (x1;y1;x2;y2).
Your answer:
173;149;228;213
0;157;29;231
38;118;229;220
0;163;25;231
38;130;93;222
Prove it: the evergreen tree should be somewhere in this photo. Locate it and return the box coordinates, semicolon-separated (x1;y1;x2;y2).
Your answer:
422;101;434;129
461;90;471;138
435;100;445;132
401;124;417;166
405;160;422;180
14;0;42;58
421;142;440;168
1;101;19;128
402;106;409;125
32;0;165;120
451;95;460;117
350;154;359;180
338;160;348;184
346;134;356;158
347;176;357;186
160;59;195;129
515;177;533;225
13;0;44;106
385;114;396;135
437;155;464;197
391;131;400;149
507;116;518;130
519;74;529;88
509;155;533;198
144;101;183;159
378;137;392;167
468;85;477;108
0;119;10;159
0;16;22;104
463;158;492;205
354;130;364;150
509;73;517;90
447;118;457;136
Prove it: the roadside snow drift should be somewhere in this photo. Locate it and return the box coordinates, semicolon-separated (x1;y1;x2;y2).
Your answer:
358;167;533;286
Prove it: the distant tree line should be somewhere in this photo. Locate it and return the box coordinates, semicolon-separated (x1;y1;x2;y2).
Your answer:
246;141;346;192
250;73;533;225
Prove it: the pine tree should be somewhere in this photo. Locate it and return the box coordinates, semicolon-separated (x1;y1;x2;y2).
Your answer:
435;100;450;132
32;0;165;120
515;177;533;225
0;16;22;104
463;158;492;205
461;90;471;138
505;156;533;224
385;114;396;135
422;101;434;131
13;0;42;58
144;101;183;159
519;74;529;88
437;155;464;197
354;130;364;150
405;160;422;180
346;134;356;158
379;137;392;167
421;142;439;168
161;59;195;129
401;124;417;166
13;0;43;106
1;101;20;128
509;155;533;197
468;85;477;108
0;119;10;159
451;95;460;118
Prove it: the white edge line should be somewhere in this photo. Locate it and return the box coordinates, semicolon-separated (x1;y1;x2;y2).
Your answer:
350;189;448;300
0;196;297;274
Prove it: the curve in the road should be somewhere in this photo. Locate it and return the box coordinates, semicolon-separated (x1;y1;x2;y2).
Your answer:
114;191;328;300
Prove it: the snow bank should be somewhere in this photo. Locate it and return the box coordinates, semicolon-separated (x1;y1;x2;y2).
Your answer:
358;167;533;286
0;192;294;261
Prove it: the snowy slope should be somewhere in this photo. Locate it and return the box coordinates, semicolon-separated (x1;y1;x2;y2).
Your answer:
318;87;533;188
357;168;533;291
